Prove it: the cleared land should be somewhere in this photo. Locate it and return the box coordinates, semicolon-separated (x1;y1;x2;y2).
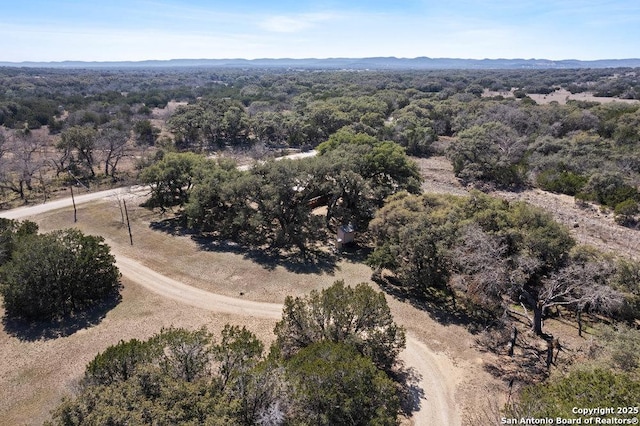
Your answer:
483;88;640;105
3;155;636;425
0;186;500;425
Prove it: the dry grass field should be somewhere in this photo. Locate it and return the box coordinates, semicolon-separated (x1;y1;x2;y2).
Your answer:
483;88;640;105
0;184;506;424
3;155;637;425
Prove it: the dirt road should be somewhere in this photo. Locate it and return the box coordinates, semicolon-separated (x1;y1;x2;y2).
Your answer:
1;172;462;425
0;186;148;221
114;254;282;319
114;252;460;425
402;337;461;425
237;150;317;171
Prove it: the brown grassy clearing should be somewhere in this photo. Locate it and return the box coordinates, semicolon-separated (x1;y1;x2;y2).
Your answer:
1;189;503;424
6;153;635;425
482;88;640;105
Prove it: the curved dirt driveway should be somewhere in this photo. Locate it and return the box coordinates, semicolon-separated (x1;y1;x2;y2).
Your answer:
115;254;282;320
1;188;461;425
115;253;460;425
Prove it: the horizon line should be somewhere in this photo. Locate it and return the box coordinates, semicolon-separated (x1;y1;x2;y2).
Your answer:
2;57;640;71
3;56;640;63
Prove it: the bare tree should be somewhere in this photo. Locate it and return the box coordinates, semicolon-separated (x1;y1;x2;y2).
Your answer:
97;121;130;179
0;129;48;201
451;224;622;337
450;224;511;316
541;261;623;336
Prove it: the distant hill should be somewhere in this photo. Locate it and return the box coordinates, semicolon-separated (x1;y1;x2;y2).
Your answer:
2;57;640;70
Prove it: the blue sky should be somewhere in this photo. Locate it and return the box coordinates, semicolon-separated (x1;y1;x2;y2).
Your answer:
1;0;638;62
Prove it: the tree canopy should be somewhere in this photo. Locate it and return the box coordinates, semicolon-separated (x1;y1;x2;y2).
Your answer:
509;368;640;420
274;279;406;371
368;191;625;335
142;133;421;255
0;227;120;320
50;314;405;425
285;341;400;426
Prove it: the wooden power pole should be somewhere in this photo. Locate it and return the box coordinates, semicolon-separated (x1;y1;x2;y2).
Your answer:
70;185;77;223
123;200;133;245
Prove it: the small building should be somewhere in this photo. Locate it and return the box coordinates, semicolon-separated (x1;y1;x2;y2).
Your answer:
336;223;355;249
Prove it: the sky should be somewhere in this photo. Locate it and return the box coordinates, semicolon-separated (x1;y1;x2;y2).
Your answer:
1;0;639;62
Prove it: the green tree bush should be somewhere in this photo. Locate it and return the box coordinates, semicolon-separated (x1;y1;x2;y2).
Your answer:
536;168;588;196
509;368;640;419
285;341;400;426
56;125;98;178
0;218;38;265
50;326;270;426
0;229;120;320
85;338;162;386
578;172;639;209
140;152;209;210
448;122;527;187
274;280;406;371
614;199;639;226
51;321;406;425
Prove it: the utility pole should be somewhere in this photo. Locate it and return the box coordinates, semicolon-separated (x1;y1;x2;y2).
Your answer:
123;199;133;245
70;185;77;223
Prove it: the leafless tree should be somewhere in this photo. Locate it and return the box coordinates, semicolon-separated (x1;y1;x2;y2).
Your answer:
541;261;623;336
452;224;623;337
450;224;511;316
97;122;130;179
0;129;49;201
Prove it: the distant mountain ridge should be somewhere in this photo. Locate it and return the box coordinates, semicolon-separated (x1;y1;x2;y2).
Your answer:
2;57;640;69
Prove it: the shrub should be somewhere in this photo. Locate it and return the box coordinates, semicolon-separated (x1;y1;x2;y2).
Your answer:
614;199;639;226
536;169;588;196
508;368;640;419
0;229;120;320
285;341;400;426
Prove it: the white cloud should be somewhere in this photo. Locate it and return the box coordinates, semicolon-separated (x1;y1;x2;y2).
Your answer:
259;13;336;33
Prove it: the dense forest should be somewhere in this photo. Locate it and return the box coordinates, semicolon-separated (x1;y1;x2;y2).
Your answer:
1;65;639;424
1;66;639;217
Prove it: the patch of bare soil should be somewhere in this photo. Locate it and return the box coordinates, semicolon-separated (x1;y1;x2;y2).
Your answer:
414;155;468;196
493;189;640;261
482;88;640;105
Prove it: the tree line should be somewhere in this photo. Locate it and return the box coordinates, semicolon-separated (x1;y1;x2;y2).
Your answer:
1;66;639;224
2;66;638;131
446;99;640;225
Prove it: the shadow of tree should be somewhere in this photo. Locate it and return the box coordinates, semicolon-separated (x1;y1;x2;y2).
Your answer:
372;272;483;333
149;215;193;236
2;291;122;342
192;235;339;275
150;217;355;275
475;324;552;385
392;362;425;418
